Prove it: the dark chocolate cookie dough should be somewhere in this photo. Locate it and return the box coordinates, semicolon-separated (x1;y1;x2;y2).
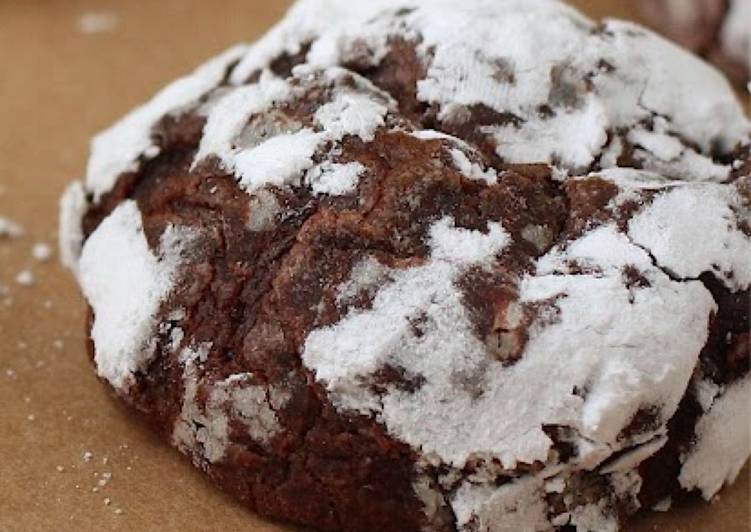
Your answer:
60;1;751;531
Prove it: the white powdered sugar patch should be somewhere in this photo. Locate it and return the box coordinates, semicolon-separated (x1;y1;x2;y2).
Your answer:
194;68;389;196
192;74;293;171
78;200;196;391
410;129;459;142
628;183;751;291
210;374;281;447
449;149;497;185
86;44;249;201
0;216;24;238
173;344;216;459
335;255;392;305
413;129;499;185
451;477;550;532
528;224;714;447
304;217;714;470
59;181;87;273
234;129;322;192
679;375;751;499
313;89;387;142
227;0;749;180
304;217;517;466
307;161;365;195
173;345;280;463
247;189;283;232
428;217;509;265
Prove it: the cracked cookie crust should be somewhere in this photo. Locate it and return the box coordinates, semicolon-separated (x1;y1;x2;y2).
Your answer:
60;1;750;531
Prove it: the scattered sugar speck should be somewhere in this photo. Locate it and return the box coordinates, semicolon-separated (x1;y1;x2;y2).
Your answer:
104;498;111;506
15;270;34;286
5;368;17;379
27;414;35;421
77;12;119;34
0;217;24;238
32;242;53;262
114;509;123;515
56;465;65;473
82;451;93;462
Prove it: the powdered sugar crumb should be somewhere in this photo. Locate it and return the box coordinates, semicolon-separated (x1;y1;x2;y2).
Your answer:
15;270;34;287
0;216;24;238
77;12;119;34
32;242;53;262
307;161;365;196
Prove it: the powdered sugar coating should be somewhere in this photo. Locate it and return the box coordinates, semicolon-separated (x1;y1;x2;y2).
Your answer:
77;0;750;210
226;0;748;180
58;181;86;274
308;161;366;195
679;375;751;499
193;67;392;195
628;183;751;290
78;201;196;390
304;216;715;470
452;477;550;532
523;225;714;447
86;45;249;202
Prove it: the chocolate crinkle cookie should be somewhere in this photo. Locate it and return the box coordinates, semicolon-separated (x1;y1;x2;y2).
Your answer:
59;1;750;531
638;0;750;87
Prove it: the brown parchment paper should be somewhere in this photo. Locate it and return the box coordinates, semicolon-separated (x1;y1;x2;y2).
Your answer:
0;1;747;531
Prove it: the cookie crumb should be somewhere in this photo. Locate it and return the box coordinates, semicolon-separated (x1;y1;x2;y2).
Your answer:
82;451;93;462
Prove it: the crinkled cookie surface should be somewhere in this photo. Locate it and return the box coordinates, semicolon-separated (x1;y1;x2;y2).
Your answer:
60;1;751;531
